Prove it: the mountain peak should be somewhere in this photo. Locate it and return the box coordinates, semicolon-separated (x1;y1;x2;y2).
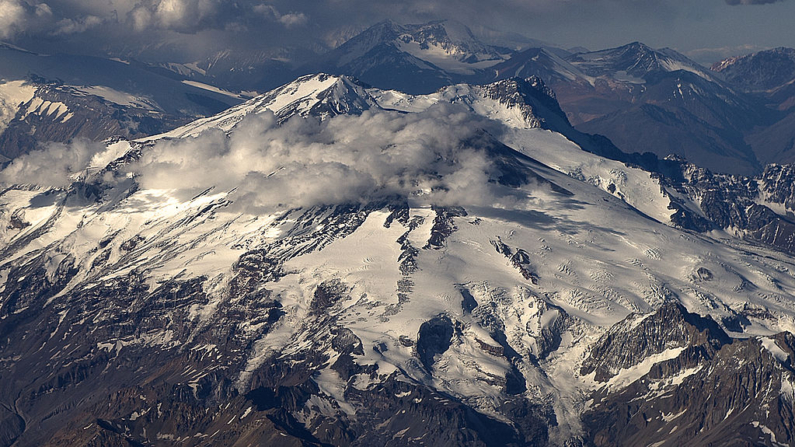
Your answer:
309;20;509;94
155;73;376;139
568;42;714;82
622;41;653;53
711;47;795;91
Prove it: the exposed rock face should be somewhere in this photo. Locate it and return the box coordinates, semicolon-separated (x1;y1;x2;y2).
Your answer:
662;159;795;256
425;207;467;249
0;83;188;160
584;330;795;447
581;302;731;382
481;76;569;130
712;47;795;93
760;164;795;210
417;315;457;371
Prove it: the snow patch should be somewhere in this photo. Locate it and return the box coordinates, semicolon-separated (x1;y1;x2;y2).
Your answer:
603;347;686;391
75;86;159;110
760;337;789;363
0;80;36;133
182;80;241;99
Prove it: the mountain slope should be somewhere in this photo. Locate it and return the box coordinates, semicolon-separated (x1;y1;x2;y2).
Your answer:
304;20;510;94
0;44;243;161
2;73;795;446
158;73;378;139
490;47;589;85
713;47;795;93
153;74;795;257
549;43;769;176
713;47;795;168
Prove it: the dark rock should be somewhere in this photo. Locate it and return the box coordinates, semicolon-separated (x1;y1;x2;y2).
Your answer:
417;315;456;372
424;207;467;249
460;287;479;314
696;267;713;281
311;280;348;312
331;327;364;356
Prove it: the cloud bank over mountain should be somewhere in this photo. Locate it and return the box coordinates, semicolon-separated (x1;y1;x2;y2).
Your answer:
1;0;792;65
1;105;531;212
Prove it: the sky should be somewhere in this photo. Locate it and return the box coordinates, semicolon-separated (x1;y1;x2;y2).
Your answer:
0;0;793;65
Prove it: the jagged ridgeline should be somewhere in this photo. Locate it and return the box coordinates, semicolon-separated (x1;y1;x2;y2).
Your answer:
1;73;795;446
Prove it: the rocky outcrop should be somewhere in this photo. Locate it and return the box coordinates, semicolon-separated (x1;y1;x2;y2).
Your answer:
581;302;730;382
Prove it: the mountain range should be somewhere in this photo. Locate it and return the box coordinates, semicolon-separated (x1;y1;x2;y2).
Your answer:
0;43;244;163
5;20;795;177
2;72;795;446
290;21;790;176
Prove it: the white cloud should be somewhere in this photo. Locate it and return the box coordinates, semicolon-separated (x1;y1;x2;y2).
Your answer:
278;12;307;28
0;139;110;187
130;5;152;31
0;0;31;38
254;3;308;28
124;0;230;32
34;3;51;17
154;0;189;28
53;15;102;35
122;104;522;213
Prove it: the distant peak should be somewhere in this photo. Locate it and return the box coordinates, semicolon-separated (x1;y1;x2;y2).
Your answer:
289;73;370;90
372;19;401;29
620;41;654;54
626;41;650;48
292;72;342;83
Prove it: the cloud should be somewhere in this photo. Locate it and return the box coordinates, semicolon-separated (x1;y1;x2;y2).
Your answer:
0;139;111;187
278;12;307;28
0;1;28;39
253;4;308;28
125;0;232;32
725;0;785;4
0;0;53;39
53;14;102;35
121;104;523;213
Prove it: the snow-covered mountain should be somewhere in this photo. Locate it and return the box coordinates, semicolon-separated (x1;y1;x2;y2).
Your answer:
295;22;779;175
0;43;243;162
566;42;718;83
544;42;770;176
2;73;795;446
490;47;589;85
304;20;513;94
